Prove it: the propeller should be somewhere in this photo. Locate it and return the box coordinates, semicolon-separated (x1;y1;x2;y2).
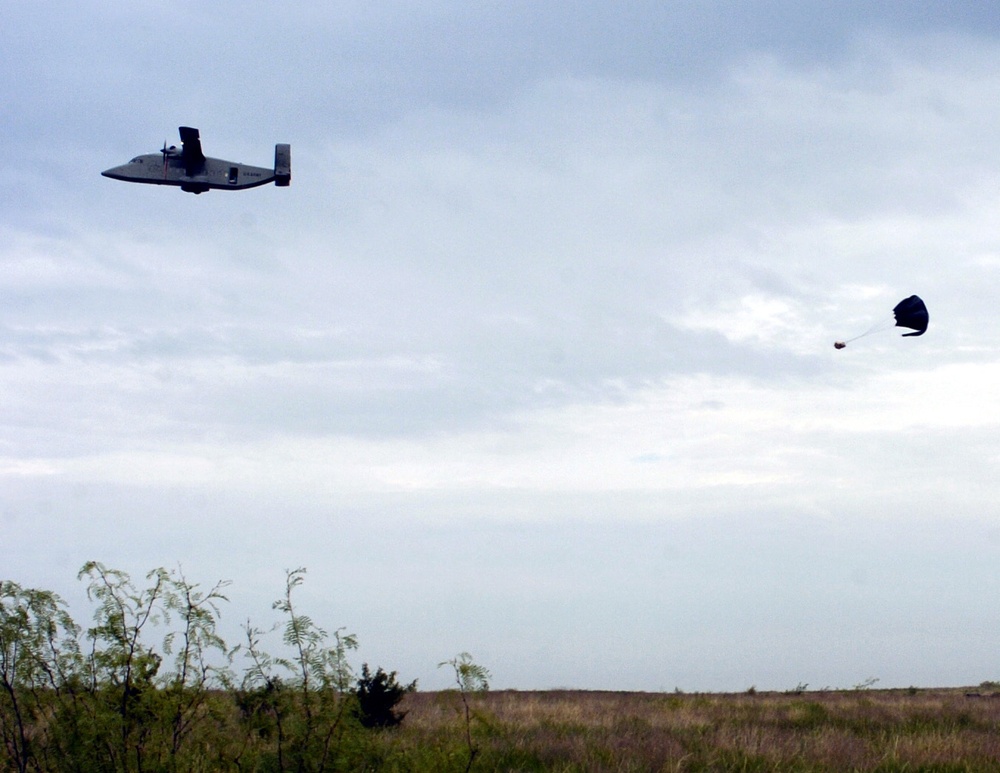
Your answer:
160;140;179;178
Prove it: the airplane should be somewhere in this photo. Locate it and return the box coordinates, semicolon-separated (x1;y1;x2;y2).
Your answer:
102;127;290;194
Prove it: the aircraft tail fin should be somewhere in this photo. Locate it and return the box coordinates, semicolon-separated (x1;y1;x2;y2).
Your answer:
274;144;291;186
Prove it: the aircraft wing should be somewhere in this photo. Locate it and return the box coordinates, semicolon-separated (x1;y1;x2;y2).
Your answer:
178;126;206;176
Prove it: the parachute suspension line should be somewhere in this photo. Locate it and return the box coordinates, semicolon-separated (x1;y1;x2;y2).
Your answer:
842;315;895;344
835;295;927;350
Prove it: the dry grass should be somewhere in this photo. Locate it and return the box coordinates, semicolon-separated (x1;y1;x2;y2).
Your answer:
387;688;1000;771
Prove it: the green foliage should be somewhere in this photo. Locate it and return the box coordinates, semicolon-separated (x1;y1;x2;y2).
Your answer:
0;563;405;772
441;651;490;695
355;663;416;728
439;652;491;772
234;567;362;772
786;700;830;730
69;561;237;772
11;571;1000;773
0;580;82;773
270;568;358;693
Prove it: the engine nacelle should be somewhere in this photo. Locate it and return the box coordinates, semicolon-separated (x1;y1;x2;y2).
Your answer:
274;144;291;186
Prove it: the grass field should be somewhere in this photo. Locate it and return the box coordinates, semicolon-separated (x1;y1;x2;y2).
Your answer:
5;571;998;770
386;687;1000;771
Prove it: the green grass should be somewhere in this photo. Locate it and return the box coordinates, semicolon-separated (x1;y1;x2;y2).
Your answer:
5;685;1000;770
384;688;1000;772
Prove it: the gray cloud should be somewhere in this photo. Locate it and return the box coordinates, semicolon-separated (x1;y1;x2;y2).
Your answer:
4;4;1000;691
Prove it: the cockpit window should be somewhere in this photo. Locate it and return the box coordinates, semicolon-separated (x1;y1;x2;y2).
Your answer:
130;157;143;163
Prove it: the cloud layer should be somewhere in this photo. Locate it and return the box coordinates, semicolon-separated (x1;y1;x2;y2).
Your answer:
4;4;1000;690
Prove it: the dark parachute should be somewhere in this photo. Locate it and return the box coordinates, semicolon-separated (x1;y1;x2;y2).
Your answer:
893;295;928;337
834;294;928;348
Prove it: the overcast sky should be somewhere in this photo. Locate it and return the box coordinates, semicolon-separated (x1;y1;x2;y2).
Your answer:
5;2;1000;692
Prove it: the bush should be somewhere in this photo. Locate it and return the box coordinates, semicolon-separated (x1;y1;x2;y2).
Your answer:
355;663;416;728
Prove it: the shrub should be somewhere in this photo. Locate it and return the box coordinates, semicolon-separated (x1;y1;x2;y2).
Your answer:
355;663;416;728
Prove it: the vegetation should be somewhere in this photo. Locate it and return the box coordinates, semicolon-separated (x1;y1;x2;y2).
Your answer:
355;664;416;729
0;564;428;772
438;652;491;772
5;565;1000;771
397;688;1000;771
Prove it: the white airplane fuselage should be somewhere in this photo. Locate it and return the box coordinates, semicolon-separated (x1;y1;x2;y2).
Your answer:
102;128;290;194
103;154;278;193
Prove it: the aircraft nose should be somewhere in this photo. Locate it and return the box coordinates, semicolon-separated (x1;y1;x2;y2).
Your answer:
101;165;126;180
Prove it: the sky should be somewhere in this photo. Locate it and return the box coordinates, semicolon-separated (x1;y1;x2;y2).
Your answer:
4;1;1000;692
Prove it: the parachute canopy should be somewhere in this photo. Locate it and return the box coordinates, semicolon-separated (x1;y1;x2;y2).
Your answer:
893;295;929;337
835;294;929;349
